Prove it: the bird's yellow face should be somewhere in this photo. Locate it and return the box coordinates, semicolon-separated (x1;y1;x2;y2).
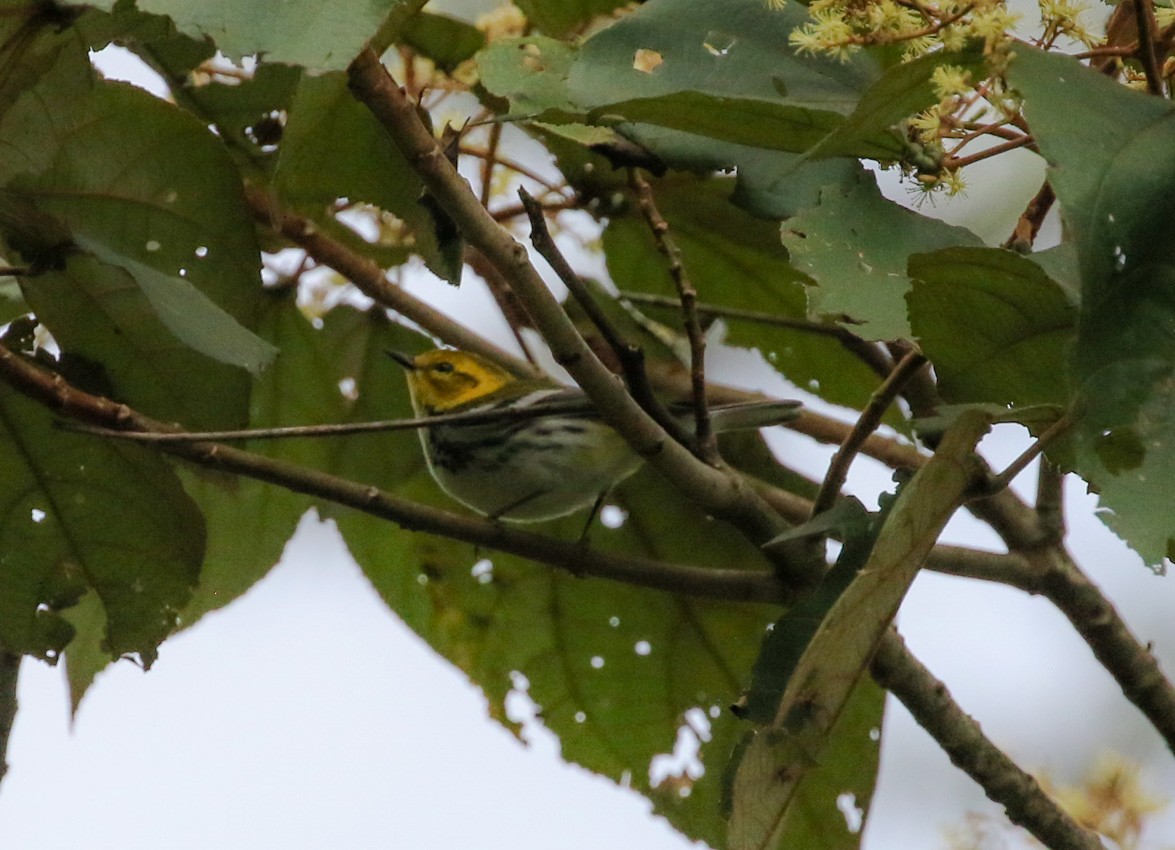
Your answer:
396;349;514;414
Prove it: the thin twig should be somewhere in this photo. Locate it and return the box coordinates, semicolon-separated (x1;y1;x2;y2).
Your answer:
617;291;895;379
490;196;580;222
462;144;567;197
1132;0;1165;95
0;266;29;277
463;248;538;365
244;186;540;379
943;133;1036;169
0;341;789;605
627;169;717;462
872;630;1107;850
516;187;695;449
810;350;928;517
981;413;1074;495
1004;180;1056;252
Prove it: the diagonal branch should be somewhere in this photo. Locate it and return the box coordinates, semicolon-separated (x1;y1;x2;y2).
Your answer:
0;342;788;605
345;47;824;588
872;629;1106;850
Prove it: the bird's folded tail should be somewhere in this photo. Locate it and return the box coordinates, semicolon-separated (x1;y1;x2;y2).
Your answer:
698;399;803;432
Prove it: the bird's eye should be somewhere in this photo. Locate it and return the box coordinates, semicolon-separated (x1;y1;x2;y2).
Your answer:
434;361;455;374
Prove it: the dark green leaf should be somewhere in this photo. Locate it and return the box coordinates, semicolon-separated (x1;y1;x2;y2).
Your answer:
514;0;631;36
0;380;202;665
907;246;1076;411
273;71;459;284
1010;47;1175;565
402;11;484;72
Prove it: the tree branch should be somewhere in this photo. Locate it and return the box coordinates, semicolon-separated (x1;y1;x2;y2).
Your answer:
0;342;788;606
872;630;1106;850
345;47;823;588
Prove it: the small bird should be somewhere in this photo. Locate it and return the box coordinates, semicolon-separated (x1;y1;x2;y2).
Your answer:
389;348;801;523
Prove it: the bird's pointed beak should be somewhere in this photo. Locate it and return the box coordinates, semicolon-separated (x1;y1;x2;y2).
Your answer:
386;350;417;371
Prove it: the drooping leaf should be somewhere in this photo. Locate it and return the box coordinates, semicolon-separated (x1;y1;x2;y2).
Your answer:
782;171;983;340
1010;47;1175;565
907;246;1077;412
728;410;989;849
0;377;203;666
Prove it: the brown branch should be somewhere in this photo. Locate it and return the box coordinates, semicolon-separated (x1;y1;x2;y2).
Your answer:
627;169;718;462
0;342;788;605
943;134;1036;170
477;124;502;209
1132;0;1165;95
344;48;820;587
490;196;580;222
617;291;895;379
244;186;541;379
872;630;1107;850
1004;180;1056;252
463;248;538;364
1036;456;1065;541
811;349;928;517
981;412;1074;495
0;651;17;790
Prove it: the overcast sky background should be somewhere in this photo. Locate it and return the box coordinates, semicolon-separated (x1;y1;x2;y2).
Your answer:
2;6;1174;849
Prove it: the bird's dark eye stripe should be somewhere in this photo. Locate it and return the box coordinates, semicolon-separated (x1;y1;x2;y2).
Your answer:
433;361;454;373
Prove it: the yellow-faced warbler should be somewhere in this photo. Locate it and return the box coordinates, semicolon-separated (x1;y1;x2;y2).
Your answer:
389;348;801;522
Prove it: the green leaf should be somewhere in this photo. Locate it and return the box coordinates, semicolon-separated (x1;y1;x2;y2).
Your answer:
344;453;780;847
0;379;203;665
782;172;983;340
587;93;879;158
84;0;411;72
273;71;458;284
476;36;582;121
1010;47;1175;565
401;11;484;72
513;0;631;37
0;57;273;372
727;410;990;850
19;255;251;429
907;246;1077;410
